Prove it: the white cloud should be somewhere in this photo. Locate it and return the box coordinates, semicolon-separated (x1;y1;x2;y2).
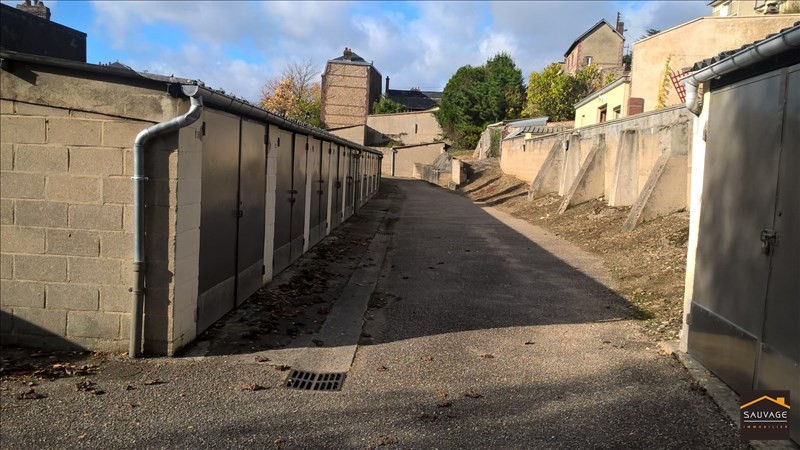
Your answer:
86;1;710;103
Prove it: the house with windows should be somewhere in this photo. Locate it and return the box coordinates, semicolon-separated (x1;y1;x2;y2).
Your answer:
573;76;633;127
563;18;625;76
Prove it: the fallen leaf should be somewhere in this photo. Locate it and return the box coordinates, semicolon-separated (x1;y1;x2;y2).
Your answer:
76;380;105;395
121;402;138;408
420;355;433;362
255;356;271;363
376;365;389;372
274;365;290;371
480;353;495;359
143;379;167;386
241;383;266;391
376;434;397;446
524;341;535;345
464;390;483;399
273;438;283;447
16;389;47;400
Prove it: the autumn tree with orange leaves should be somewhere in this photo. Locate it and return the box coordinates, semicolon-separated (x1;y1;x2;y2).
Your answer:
260;60;324;128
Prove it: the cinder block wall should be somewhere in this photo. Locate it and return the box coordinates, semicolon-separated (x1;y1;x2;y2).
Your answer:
0;99;153;351
0;63;192;353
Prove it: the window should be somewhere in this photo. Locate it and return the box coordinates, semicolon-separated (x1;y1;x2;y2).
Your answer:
613;106;621;120
585;56;593;65
415;123;418;134
598;105;607;123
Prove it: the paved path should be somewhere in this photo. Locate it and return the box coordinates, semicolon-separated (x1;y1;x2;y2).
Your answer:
0;179;742;449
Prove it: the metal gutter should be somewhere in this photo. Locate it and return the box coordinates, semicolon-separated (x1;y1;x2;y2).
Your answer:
683;24;800;115
192;86;382;156
129;85;203;358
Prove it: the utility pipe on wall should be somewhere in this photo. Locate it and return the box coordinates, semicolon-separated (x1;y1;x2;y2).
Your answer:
129;85;204;358
683;24;800;116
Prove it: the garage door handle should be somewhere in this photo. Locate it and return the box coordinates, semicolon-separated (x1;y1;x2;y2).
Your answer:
760;229;777;255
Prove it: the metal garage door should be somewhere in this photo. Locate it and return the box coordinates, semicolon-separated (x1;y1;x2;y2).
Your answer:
307;138;323;248
197;111;267;332
689;64;799;443
273;128;293;275
236;118;266;306
331;145;343;229
290;134;307;264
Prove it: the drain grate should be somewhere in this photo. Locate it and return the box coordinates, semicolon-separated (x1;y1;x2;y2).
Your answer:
284;370;346;391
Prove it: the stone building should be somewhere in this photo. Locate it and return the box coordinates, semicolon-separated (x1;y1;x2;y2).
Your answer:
320;48;383;129
563;19;625;76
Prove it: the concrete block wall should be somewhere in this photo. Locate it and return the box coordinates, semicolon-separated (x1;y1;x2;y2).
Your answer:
0;99;156;352
167;120;203;353
500;105;693;227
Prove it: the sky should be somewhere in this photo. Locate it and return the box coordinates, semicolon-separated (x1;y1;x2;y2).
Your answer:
6;1;710;103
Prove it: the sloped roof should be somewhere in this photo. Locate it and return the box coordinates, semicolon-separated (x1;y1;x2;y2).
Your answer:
504;117;549;127
504;125;572;140
689;21;800;71
386;89;442;111
329;50;372;66
564;19;623;57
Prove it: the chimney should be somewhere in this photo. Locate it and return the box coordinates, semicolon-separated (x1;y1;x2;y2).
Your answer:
16;0;51;20
615;12;624;36
343;47;353;61
385;76;390;94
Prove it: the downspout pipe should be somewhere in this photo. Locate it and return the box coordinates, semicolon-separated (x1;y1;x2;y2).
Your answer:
683;24;800;116
129;85;204;358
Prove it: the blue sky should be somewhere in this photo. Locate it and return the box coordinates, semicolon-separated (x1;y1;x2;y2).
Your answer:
7;1;709;102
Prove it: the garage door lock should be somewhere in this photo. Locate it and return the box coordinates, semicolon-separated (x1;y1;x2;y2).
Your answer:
760;229;777;255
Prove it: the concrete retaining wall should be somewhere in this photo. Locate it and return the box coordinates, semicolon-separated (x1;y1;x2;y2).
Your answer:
502;105;692;229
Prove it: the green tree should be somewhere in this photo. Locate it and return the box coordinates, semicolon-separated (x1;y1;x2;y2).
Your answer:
260;60;324;128
484;52;526;121
372;97;407;114
438;53;525;149
523;63;606;122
